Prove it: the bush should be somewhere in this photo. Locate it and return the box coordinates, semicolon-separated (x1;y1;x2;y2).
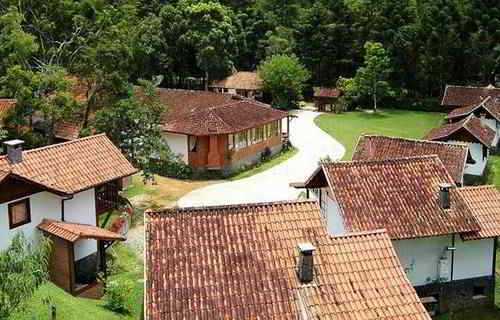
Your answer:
147;157;193;179
0;233;52;318
103;281;133;314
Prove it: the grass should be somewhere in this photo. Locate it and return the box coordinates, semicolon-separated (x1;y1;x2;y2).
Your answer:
228;146;299;181
314;109;445;160
486;155;500;189
8;243;143;320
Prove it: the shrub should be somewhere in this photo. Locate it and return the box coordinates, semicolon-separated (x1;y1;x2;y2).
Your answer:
0;233;52;318
147;156;193;179
104;281;133;314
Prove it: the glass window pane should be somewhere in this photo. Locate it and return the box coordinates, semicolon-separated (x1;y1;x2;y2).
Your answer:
11;202;27;225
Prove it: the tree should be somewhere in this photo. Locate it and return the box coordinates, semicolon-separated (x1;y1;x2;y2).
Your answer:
0;233;52;318
93;78;168;172
258;55;310;109
353;41;392;111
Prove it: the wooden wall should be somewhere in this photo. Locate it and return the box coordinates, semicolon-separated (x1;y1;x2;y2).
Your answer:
0;177;43;204
48;235;74;294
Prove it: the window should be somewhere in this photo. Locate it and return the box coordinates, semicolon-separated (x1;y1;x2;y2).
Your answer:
228;134;235;150
189;136;199;152
8;198;31;229
255;127;264;143
271;121;279;137
236;131;248;149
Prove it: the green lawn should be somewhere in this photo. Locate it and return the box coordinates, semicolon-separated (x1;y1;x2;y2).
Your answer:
314;109;445;160
228;146;299;181
9;243;143;320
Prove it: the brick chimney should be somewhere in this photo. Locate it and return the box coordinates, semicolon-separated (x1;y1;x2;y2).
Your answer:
439;183;452;209
4;139;24;164
297;242;316;283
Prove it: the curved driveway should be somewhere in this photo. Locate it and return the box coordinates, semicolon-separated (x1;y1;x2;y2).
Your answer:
177;110;345;207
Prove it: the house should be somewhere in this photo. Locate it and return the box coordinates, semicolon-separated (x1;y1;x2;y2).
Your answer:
209;71;263;99
145;200;431;320
292;156;500;314
425;115;495;176
0;134;138;298
352;135;470;185
441;84;500;110
313;87;343;112
445;96;500;146
157;89;290;174
0;98;17;126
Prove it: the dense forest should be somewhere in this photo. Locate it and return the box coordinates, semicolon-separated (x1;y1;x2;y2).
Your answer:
1;0;500;146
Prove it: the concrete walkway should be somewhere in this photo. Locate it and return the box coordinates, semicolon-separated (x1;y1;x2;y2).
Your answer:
177;110;345;207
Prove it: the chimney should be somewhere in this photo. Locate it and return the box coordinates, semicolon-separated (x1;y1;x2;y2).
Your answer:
4;139;24;164
439;183;452;209
297;242;316;283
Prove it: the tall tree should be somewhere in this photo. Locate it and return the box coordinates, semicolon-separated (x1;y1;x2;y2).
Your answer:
353;41;392;111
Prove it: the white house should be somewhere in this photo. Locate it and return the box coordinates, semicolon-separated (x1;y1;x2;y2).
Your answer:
292;155;500;315
426;114;496;176
445;96;500;146
0;134;137;298
209;71;263;99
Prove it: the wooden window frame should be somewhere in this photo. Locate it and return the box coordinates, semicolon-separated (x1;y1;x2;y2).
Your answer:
8;198;31;229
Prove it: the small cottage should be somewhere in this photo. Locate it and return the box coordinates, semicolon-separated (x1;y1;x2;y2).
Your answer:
426;114;495;176
0;134;137;298
442;84;500;110
145;200;431;320
292;156;500;315
313;87;343;112
158;89;290;174
353;135;470;185
209;71;263;99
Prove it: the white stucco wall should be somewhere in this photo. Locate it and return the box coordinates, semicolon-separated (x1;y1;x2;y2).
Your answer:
0;192;61;251
0;188;98;261
449;140;487;176
394;235;494;287
162;132;188;164
320;188;346;235
64;189;98;260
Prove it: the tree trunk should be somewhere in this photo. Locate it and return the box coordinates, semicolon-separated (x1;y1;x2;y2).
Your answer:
373;80;377;112
204;70;209;91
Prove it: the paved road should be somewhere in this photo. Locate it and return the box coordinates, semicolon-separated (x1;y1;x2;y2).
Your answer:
177;110;345;207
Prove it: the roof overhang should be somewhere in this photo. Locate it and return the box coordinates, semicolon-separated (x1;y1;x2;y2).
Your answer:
38;219;126;242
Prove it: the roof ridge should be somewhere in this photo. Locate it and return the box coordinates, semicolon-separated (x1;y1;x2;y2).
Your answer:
146;199;318;216
330;229;388;239
459;185;497;190
321;154;442;166
361;134;469;149
446;84;500;90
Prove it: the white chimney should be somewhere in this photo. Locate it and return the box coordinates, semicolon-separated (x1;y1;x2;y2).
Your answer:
4;139;24;164
297;242;316;283
439;183;452;209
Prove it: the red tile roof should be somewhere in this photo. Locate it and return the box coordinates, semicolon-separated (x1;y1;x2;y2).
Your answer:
38;219;126;242
313;87;343;98
209;72;262;90
425;114;496;147
352;135;468;183
0;99;17;119
145;200;430;320
158;89;288;135
459;186;500;240
53;120;83;140
446;96;500;121
310;156;480;240
0;134;137;195
442;85;500;107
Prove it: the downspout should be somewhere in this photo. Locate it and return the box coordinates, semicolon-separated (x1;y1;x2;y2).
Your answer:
61;195;73;222
449;234;456;319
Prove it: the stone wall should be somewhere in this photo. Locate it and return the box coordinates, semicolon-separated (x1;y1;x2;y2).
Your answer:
415;276;495;315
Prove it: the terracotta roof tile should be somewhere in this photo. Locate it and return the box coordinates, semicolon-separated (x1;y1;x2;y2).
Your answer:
209;72;262;90
442;85;500;107
425;115;496;147
446;96;500;121
352;135;468;183
313;87;343;98
53;120;83;140
145;200;430;320
38;218;126;242
318;156;480;239
0;99;17;119
0;170;9;183
158;89;288;135
459;186;500;240
0;134;138;195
